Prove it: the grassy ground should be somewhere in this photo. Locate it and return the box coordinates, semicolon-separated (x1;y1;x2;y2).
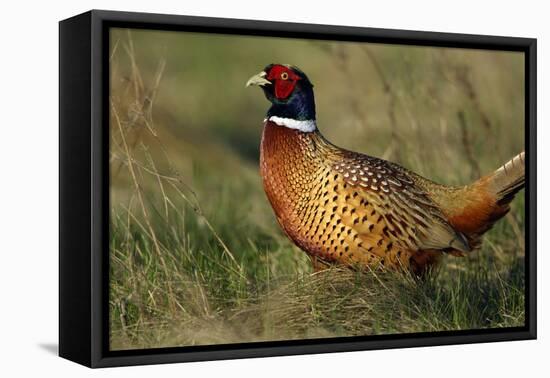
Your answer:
108;29;525;350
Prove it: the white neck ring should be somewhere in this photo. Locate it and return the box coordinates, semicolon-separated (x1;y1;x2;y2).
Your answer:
265;116;317;133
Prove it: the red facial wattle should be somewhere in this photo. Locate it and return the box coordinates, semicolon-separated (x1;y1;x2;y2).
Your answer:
267;65;301;100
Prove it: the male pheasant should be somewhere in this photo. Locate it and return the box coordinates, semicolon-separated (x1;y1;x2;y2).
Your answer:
247;64;525;274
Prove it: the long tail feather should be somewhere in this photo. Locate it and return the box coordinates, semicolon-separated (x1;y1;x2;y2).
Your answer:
430;152;525;251
489;151;525;205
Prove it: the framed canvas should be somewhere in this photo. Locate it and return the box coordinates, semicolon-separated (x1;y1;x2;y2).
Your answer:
59;10;537;368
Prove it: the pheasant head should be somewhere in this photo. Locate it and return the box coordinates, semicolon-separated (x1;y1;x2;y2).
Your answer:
246;64;317;132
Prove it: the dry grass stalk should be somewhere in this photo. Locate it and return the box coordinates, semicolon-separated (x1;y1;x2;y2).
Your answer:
457;111;482;179
361;46;403;163
111;101;178;314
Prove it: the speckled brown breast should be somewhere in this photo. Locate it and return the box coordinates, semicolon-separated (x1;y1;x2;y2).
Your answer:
259;121;467;273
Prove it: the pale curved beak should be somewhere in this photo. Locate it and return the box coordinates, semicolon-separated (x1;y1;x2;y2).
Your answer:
246;71;271;88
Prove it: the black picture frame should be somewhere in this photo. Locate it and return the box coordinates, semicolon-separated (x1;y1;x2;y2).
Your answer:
59;9;537;368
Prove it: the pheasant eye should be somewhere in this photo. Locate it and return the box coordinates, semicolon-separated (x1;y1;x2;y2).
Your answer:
280;72;289;80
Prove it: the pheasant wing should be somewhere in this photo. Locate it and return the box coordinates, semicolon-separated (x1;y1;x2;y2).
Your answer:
332;154;470;254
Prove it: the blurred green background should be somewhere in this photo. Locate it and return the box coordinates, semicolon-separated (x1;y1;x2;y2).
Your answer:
109;28;525;350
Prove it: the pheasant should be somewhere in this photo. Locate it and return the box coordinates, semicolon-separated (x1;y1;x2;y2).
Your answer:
246;64;525;274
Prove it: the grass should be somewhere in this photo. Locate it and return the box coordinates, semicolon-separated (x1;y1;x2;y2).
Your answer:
108;29;525;350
